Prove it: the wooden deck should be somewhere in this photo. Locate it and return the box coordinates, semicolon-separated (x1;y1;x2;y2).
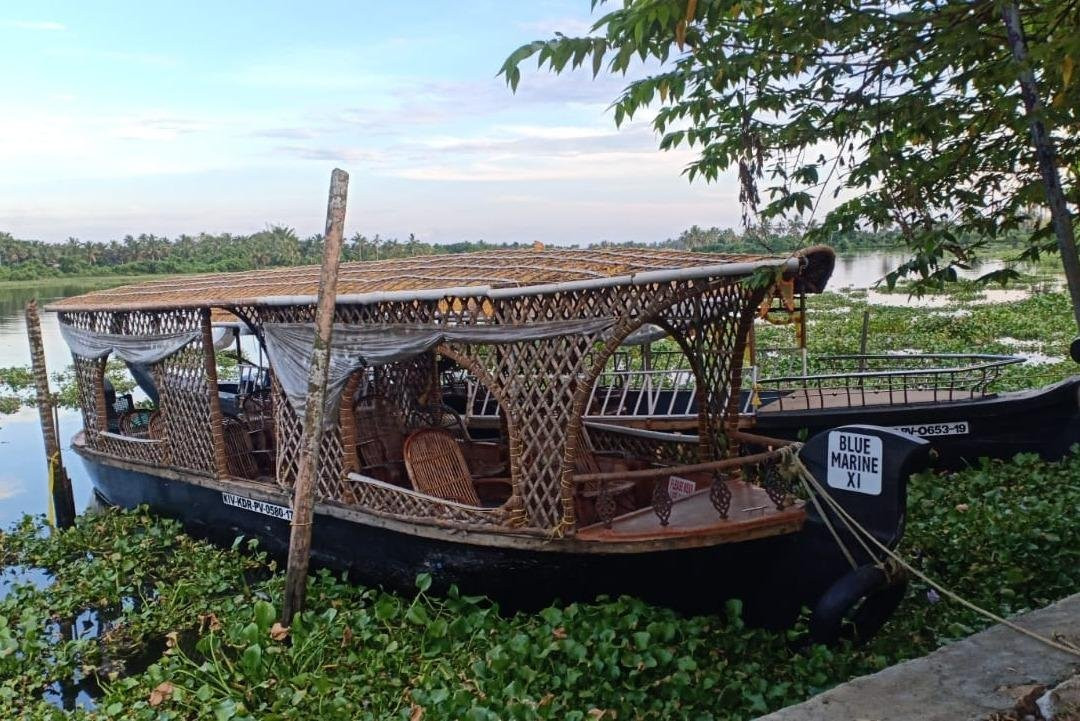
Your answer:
757;388;982;412
577;478;805;544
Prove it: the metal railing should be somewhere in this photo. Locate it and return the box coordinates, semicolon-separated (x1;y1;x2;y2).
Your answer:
747;353;1023;413
587;367;699;418
458;352;1023;423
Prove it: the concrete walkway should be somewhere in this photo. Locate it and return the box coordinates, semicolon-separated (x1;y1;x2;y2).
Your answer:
757;592;1080;721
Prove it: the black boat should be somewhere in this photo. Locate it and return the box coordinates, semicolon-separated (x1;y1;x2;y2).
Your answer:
51;245;928;640
442;252;1080;469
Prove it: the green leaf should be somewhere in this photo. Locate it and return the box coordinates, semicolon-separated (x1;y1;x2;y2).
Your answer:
214;699;237;721
405;604;430;626
242;643;263;675
375;597;398;621
241;622;260;645
253;600;276;631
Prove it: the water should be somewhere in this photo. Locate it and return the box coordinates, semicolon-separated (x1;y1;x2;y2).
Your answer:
826;250;1012;289
0;281;120;528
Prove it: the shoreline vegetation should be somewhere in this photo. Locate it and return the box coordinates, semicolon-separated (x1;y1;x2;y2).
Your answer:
0;224;1044;283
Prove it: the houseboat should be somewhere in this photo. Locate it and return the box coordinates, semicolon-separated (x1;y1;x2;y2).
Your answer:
50;246;929;641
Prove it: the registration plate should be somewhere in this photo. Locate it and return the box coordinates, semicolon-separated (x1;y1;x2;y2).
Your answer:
222;492;293;521
890;421;970;438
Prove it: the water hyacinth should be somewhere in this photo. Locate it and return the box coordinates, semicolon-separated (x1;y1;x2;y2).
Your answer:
0;444;1077;719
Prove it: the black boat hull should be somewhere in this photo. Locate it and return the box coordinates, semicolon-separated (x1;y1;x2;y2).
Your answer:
551;377;1080;469
75;426;931;630
754;377;1080;469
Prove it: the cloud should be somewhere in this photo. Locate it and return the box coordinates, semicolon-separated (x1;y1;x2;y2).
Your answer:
396;118;651;153
0;19;65;31
0;107;235;182
274;145;382;164
0;475;24;501
251;127;316;140
113;116;210;141
495;125;615;141
390;147;696;183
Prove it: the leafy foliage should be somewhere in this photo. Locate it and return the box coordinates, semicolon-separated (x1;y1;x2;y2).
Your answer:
755;287;1079;390
2;437;1080;721
0;229;541;282
500;0;1080;290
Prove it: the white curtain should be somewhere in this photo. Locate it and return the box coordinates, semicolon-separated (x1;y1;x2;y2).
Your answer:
59;325;200;365
264;318;616;427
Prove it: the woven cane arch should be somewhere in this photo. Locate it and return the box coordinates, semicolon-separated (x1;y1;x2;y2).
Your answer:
556;277;767;529
56;308;227;476
338;369;367;474
655;283;766;461
647;316;711;457
433;342;522;498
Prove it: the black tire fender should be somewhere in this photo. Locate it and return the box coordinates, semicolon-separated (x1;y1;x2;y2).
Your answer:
809;565;908;645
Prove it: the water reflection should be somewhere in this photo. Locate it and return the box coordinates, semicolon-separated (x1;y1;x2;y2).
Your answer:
0;406;94;526
828;251;1011;289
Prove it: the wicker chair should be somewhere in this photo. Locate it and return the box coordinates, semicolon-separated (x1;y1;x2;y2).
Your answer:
118;408;163;439
353;399;407;485
222;415;273;481
426;403;508;477
403;428;511;506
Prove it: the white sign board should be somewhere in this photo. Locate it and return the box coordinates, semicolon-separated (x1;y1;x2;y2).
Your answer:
222;492;293;521
667;476;697;501
826;431;883;496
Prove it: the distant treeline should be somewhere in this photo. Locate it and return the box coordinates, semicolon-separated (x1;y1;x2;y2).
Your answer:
0;223;965;280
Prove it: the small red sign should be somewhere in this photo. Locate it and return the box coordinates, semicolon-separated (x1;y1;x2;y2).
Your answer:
667;476;697;500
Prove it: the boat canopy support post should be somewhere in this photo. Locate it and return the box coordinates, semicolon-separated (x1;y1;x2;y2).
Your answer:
201;309;229;477
282;168;349;624
26;299;76;528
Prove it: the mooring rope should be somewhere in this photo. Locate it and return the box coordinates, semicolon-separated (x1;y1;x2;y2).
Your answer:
46;451;58;529
782;449;858;570
780;445;1080;659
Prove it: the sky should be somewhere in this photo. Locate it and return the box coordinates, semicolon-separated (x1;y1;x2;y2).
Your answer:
0;1;744;245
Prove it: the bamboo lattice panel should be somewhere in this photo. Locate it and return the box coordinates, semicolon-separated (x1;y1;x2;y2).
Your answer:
344;474;508;527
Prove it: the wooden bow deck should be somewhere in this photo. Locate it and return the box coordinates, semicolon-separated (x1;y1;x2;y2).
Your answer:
577;478;805;544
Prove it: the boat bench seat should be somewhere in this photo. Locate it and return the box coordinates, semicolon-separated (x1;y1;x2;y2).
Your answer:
576;477;805;543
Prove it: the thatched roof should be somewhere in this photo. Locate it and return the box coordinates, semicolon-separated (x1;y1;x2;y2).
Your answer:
47;246;835;313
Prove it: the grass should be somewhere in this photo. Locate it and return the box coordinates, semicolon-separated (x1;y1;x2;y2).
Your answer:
0;275;166;291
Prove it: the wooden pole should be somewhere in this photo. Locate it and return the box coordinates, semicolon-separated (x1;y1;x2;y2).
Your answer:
282;168;349;623
1002;2;1080;335
858;310;870;365
26;299;76;529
